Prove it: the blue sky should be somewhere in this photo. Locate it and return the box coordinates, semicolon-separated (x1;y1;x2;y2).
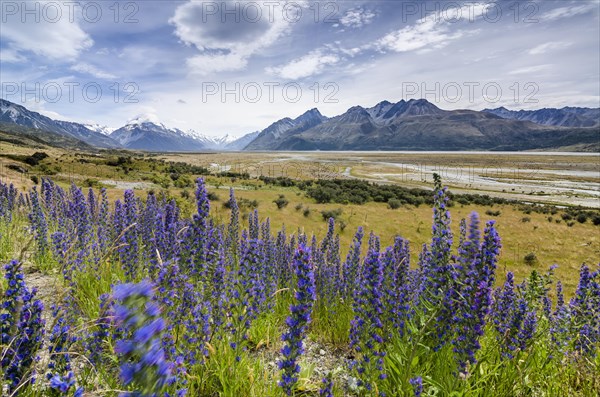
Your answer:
1;0;599;136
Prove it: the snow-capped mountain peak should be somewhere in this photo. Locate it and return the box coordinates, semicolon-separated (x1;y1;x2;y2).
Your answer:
84;124;117;136
182;130;256;150
126;113;163;126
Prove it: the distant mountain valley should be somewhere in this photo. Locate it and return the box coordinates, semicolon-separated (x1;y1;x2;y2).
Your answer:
1;98;598;152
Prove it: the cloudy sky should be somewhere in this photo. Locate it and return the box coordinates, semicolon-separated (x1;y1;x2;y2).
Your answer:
1;0;599;136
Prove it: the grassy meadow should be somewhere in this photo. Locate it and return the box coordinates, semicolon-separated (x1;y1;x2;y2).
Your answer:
1;140;599;397
1;141;598;297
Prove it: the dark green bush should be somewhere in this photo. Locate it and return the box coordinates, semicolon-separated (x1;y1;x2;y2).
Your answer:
524;253;537;266
576;213;587;224
561;213;572;221
260;176;296;187
224;198;258;209
83;178;99;188
173;175;193;188
321;208;343;221
273;195;289;209
24;151;49;166
388;198;402;209
207;192;219;201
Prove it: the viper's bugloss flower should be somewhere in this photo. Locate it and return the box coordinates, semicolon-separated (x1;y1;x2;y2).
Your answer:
46;304;82;396
416;175;455;349
409;376;423;397
570;264;600;355
428;174;453;295
350;240;386;395
3;175;600;397
0;182;18;224
85;293;113;365
319;373;334;397
226;188;240;259
120;190;140;280
452;217;501;369
112;280;180;397
1;260;45;392
227;236;266;360
28;186;48;255
279;244;315;395
492;272;537;359
382;237;411;337
550;281;571;352
49;371;83;396
343;227;364;298
155;260;209;366
70;184;91;256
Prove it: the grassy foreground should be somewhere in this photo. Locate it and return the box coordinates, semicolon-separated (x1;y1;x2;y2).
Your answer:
0;174;598;396
1;143;598;297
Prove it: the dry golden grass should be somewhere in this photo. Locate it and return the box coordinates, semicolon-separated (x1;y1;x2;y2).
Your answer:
207;186;599;297
1;143;598;295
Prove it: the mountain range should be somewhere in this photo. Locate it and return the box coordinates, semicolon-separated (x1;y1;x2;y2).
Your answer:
246;100;599;151
0;99;119;148
0;99;258;152
245;108;328;150
0;98;598;152
110;116;207;152
484;107;600;127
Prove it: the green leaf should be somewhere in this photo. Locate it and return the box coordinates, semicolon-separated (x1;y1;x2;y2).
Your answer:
411;356;419;367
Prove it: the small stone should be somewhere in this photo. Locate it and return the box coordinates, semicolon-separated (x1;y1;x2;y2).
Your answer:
347;376;359;391
319;349;326;356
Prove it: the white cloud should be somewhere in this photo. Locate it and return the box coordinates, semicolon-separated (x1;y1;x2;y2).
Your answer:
70;63;117;80
542;3;598;21
508;65;551;75
0;48;26;63
375;17;464;53
529;41;572;55
0;1;93;61
186;52;249;75
266;49;340;79
170;0;295;75
339;7;376;28
127;112;162;125
268;2;491;79
373;3;490;53
24;100;69;120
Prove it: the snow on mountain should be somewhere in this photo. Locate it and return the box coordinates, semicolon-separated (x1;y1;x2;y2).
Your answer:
366;100;394;124
0;99;120;148
179;129;260;150
0;100;21;119
110;118;206;151
180;129;225;147
84;124;117;136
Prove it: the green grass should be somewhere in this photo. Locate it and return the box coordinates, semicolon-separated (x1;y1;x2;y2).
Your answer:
1;145;599;396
